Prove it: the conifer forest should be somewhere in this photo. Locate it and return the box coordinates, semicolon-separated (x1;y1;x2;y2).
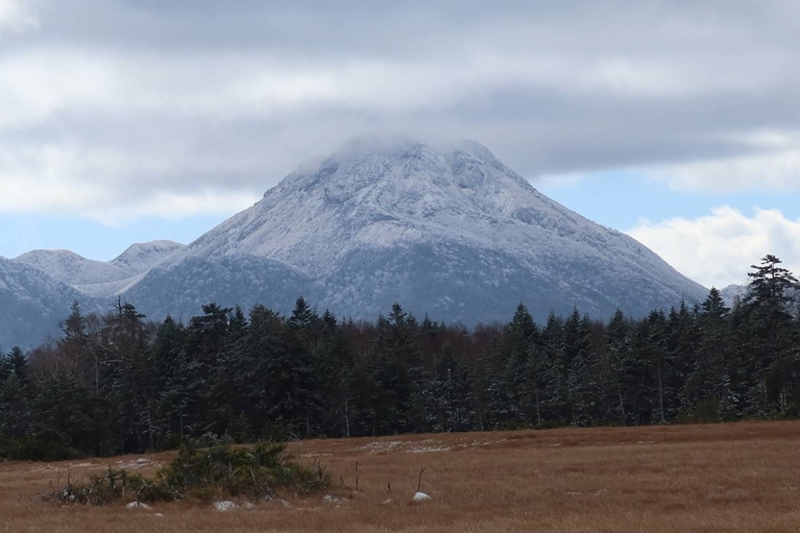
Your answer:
1;255;798;459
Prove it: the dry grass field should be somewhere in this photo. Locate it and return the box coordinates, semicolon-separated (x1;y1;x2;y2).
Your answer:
3;421;800;532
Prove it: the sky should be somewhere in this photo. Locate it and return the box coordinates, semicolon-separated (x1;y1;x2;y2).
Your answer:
1;0;800;289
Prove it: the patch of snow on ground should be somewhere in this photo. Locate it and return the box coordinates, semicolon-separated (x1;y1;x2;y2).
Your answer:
116;457;160;469
126;501;150;509
355;439;452;455
214;501;239;512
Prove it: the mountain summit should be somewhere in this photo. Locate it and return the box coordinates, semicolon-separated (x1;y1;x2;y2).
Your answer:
126;138;706;323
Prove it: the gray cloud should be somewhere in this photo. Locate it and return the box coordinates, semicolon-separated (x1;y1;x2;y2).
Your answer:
2;0;800;220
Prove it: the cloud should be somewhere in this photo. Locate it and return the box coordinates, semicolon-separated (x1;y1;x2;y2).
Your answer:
0;0;38;33
646;130;800;193
1;1;800;220
627;207;800;288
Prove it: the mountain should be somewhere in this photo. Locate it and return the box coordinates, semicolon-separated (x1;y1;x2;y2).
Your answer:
11;241;186;300
124;255;312;322
128;138;707;323
0;256;91;350
720;284;747;307
111;240;186;275
14;249;131;285
1;241;186;348
1;138;710;348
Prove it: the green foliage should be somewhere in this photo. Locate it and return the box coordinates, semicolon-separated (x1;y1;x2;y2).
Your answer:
0;430;82;462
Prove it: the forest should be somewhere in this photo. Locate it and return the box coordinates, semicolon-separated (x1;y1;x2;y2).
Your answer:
0;255;798;459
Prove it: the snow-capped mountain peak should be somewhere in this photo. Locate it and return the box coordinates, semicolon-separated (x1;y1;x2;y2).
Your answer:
1;138;709;348
139;138;707;323
13;249;131;286
111;240;187;275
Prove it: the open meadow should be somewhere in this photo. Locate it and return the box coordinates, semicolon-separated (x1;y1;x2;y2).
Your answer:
3;421;800;532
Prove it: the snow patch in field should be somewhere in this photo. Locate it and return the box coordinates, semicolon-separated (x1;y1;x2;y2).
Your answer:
355;439;454;455
116;457;158;469
126;501;150;509
214;501;238;512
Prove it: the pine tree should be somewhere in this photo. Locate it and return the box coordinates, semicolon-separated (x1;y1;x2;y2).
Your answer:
541;312;566;424
604;309;631;425
743;255;799;414
565;313;598;426
153;316;187;443
0;348;32;439
683;289;730;420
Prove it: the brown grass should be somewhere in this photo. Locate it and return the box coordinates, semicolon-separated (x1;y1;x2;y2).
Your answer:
3;421;800;532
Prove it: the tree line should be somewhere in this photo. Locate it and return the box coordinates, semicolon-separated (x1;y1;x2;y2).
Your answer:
1;255;798;458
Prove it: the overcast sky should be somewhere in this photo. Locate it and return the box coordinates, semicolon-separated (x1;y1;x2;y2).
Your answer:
1;0;799;288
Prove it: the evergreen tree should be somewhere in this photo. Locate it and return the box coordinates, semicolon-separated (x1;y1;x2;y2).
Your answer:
743;256;799;414
0;348;32;439
4;253;800;456
604;309;631;425
683;289;731;420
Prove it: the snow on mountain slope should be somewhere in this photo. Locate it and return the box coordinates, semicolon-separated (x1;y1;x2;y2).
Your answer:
124;255;312;322
720;284;747;307
14;249;132;286
133;138;708;322
8;241;187;301
111;240;186;275
0;256;97;350
2;138;710;349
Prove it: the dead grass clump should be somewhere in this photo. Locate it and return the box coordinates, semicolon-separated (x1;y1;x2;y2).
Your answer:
44;467;177;505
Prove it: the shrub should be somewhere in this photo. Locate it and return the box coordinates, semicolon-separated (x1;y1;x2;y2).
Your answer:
158;441;328;500
44;441;330;506
0;431;82;462
45;467;179;505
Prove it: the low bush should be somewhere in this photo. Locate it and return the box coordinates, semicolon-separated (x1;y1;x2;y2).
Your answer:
44;441;330;506
47;468;178;505
0;431;82;462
